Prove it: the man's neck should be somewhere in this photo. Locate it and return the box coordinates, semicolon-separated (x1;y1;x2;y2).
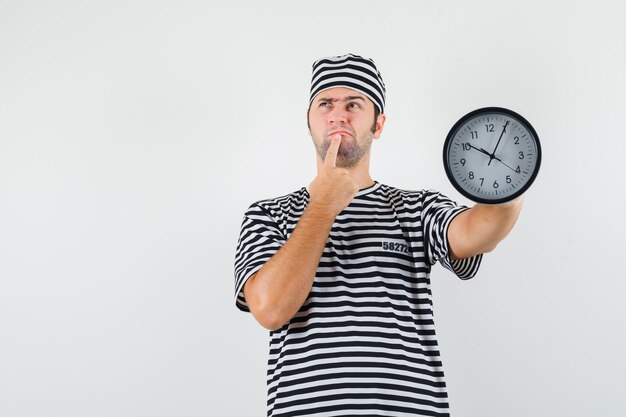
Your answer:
315;158;374;190
349;170;375;190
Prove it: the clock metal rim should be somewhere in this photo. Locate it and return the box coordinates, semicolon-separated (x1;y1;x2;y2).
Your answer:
443;106;542;205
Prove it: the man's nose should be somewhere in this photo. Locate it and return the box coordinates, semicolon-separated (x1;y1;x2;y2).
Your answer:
328;106;348;123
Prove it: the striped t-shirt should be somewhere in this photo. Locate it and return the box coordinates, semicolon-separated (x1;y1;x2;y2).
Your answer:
234;181;482;417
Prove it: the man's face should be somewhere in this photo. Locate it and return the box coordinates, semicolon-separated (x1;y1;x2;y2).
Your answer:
307;87;383;168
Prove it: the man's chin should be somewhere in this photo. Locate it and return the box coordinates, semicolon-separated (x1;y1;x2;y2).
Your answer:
327;136;355;151
335;150;361;167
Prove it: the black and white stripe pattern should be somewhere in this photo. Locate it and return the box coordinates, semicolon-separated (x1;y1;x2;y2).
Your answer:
234;182;482;417
310;53;386;114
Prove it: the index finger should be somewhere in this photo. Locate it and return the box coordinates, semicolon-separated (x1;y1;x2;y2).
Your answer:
324;135;342;169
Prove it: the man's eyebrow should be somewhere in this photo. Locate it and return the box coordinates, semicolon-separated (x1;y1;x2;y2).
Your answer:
317;96;366;103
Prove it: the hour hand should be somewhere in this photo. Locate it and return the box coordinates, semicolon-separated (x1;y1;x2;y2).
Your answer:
466;143;492;158
479;147;493;157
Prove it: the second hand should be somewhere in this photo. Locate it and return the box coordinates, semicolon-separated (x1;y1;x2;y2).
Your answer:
471;144;517;172
491;155;518;173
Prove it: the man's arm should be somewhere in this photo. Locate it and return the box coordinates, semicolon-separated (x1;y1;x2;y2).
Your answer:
243;135;359;330
447;196;524;260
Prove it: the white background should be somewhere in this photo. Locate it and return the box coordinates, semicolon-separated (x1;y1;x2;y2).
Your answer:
1;1;624;416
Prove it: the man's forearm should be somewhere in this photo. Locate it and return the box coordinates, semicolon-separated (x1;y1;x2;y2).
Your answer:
243;202;336;330
448;196;524;260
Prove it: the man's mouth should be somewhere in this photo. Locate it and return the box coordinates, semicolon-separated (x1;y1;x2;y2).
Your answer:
327;130;353;138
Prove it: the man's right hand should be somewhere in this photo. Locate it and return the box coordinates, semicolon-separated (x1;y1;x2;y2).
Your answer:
244;135;360;330
308;135;360;217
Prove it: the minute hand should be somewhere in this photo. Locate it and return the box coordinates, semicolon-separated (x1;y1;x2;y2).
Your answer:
489;121;509;166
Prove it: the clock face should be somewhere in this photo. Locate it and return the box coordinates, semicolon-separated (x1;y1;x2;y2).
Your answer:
443;107;541;204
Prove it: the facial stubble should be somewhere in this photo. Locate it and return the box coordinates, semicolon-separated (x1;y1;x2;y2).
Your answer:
308;112;378;168
315;131;374;168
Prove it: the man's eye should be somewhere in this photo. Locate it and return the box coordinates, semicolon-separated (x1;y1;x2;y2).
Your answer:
319;102;330;107
348;102;360;109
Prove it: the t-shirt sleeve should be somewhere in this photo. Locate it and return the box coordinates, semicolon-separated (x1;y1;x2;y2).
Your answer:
233;203;286;312
422;191;483;280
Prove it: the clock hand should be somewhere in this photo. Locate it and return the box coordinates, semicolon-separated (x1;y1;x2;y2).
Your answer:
479;147;495;161
471;144;499;164
489;121;509;166
466;143;492;158
464;143;515;172
491;155;518;173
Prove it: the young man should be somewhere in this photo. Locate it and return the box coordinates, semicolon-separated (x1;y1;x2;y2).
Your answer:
234;53;523;417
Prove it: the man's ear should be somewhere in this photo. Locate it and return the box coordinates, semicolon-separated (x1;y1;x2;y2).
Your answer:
306;106;311;133
374;113;387;139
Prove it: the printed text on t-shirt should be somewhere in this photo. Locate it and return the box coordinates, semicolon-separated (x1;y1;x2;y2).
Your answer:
381;241;409;253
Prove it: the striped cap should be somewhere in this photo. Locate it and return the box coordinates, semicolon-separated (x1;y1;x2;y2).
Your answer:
309;53;386;114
